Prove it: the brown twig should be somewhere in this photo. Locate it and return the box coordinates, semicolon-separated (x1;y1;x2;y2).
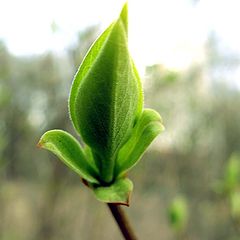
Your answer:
107;203;138;240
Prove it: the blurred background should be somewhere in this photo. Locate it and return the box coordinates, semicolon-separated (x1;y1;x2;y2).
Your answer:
1;0;240;239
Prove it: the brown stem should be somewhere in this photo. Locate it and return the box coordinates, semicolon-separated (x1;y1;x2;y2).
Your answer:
107;203;138;240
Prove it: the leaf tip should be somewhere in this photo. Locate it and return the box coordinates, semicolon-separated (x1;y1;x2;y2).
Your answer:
37;133;49;149
121;2;128;16
36;139;44;148
119;1;128;32
81;178;91;188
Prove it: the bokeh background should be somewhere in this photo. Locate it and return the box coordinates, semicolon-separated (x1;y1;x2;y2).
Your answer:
1;0;240;239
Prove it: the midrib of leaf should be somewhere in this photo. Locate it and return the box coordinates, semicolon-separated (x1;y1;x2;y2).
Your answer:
77;20;129;152
107;2;132;157
110;20;128;151
90;18;132;182
108;17;136;160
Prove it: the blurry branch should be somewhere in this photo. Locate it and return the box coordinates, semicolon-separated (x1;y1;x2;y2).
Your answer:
108;204;137;240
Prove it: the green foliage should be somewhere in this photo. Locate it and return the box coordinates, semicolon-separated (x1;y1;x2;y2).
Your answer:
215;153;240;195
38;130;99;184
224;153;240;193
38;2;163;205
168;196;188;232
226;154;240;219
93;178;133;206
69;4;141;183
213;153;240;223
115;108;164;177
230;191;240;218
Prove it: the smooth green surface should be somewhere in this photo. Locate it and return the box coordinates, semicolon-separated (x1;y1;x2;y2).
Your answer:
168;197;188;231
224;153;240;192
230;191;240;218
93;178;133;205
115;109;164;177
38;130;99;184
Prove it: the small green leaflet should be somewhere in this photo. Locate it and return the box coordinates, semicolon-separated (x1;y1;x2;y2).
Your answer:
115;109;164;177
93;178;133;206
38;130;99;184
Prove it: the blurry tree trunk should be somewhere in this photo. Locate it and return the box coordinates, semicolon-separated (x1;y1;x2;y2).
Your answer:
36;160;67;240
36;105;69;239
4;109;26;179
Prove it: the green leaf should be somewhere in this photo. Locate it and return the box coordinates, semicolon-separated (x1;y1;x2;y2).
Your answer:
69;2;142;183
92;178;133;206
230;191;240;218
38;130;99;184
119;2;128;33
115;109;164;177
168;196;188;232
224;153;240;193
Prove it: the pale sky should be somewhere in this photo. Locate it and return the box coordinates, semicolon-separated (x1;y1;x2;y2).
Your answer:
1;0;240;74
